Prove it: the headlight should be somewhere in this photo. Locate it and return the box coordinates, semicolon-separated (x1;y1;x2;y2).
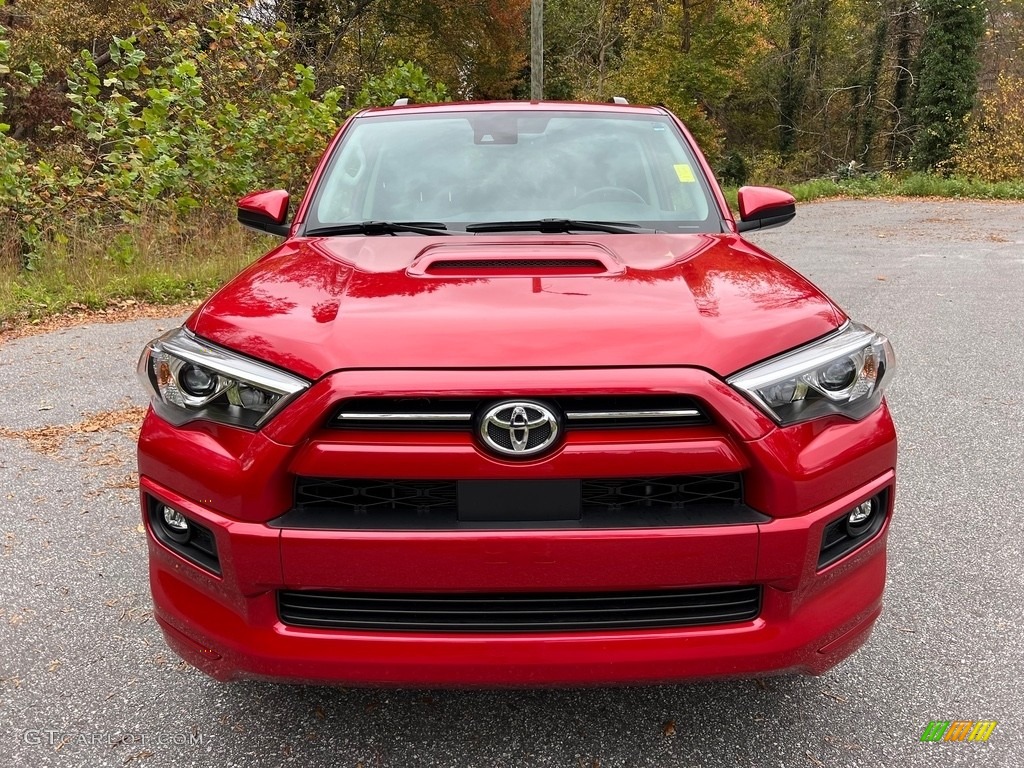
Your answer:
727;322;894;425
137;328;309;429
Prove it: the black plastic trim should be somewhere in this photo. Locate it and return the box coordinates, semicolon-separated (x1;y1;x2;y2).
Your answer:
427;258;606;270
237;208;290;236
736;204;796;233
278;585;763;632
817;489;889;569
146;495;221;575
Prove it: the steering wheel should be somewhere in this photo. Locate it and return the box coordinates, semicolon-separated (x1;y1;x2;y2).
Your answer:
573;186;647;206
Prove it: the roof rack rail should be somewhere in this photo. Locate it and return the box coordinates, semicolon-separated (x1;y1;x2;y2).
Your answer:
393;97;411;106
610;96;629;105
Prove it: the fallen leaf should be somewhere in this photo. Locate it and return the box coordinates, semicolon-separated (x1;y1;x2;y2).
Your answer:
661;720;676;737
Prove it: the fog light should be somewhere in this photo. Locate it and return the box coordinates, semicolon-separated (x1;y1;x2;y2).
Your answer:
160;504;191;543
846;500;874;536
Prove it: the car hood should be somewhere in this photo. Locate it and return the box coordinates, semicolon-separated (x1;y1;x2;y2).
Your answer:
189;234;843;381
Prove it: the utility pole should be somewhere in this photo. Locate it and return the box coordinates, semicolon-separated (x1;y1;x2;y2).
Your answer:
531;0;543;100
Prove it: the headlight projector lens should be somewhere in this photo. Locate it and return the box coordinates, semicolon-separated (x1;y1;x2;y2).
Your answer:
819;358;857;391
179;364;218;397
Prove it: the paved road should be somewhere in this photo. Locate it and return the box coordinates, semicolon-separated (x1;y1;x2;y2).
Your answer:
1;200;1021;767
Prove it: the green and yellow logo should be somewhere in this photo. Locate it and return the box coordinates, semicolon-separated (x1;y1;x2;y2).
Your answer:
920;720;997;742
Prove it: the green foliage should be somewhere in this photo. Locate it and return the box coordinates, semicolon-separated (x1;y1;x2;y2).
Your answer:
912;0;986;171
0;2;459;317
2;5;346;267
0;9;38;266
63;9;344;215
352;60;449;111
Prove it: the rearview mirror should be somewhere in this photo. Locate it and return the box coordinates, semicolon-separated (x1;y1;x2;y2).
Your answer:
736;186;796;232
238;189;291;236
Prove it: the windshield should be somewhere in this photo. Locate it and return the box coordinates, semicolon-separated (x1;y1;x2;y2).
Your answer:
305;110;721;234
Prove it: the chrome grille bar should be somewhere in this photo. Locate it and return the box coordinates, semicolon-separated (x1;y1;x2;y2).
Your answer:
336;412;473;422
330;396;708;430
565;409;702;420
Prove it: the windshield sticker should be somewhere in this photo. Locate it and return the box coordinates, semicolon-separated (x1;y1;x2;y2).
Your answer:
674;163;696;183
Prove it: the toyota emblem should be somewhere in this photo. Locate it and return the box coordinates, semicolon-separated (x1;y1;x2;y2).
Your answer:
479;401;560;458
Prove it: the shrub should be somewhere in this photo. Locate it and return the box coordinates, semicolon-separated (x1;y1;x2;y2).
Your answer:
955;74;1024;182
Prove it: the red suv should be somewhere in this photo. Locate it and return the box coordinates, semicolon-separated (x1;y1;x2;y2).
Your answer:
137;101;896;685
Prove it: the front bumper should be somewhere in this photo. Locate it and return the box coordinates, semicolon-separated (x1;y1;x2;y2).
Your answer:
138;367;897;685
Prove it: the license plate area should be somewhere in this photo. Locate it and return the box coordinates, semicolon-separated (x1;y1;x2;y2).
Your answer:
458;480;582;522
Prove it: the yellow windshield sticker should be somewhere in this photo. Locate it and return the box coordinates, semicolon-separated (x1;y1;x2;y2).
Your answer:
674;163;696;183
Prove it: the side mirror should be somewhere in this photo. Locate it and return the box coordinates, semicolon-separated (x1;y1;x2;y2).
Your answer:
238;189;291;236
736;186;796;232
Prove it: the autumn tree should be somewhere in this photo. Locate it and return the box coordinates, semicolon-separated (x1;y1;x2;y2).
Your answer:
273;0;529;101
543;0;629;99
610;0;769;154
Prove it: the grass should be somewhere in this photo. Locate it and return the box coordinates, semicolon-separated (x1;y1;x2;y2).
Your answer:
2;172;1023;329
0;214;276;328
721;172;1024;211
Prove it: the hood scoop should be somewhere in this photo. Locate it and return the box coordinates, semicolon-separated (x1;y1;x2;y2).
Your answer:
408;243;623;277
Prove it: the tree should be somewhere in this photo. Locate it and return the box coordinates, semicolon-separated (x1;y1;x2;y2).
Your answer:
912;0;985;170
543;0;629;100
611;0;769;154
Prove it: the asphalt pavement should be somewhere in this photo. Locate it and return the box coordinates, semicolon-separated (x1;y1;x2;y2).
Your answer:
1;199;1022;767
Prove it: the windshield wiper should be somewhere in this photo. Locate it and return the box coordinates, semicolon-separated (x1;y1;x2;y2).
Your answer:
465;219;652;235
305;221;451;236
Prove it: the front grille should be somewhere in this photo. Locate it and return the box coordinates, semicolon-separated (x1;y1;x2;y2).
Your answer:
295;479;457;515
583;475;742;511
278;585;762;632
330;395;708;430
295;475;742;513
278;474;765;530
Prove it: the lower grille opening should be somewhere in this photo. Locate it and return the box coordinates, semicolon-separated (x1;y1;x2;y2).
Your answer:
277;474;767;529
278;586;762;632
